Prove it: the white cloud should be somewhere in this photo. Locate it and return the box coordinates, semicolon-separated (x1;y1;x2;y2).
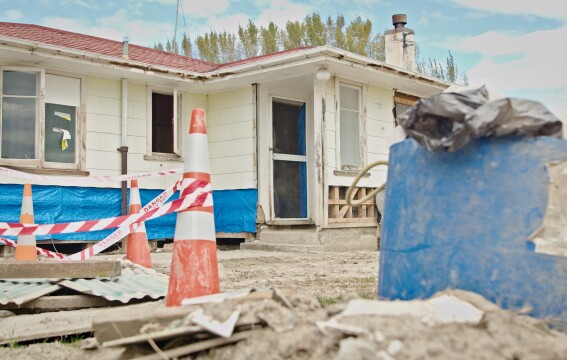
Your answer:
255;0;310;28
42;11;173;46
181;0;230;18
3;9;23;21
417;10;446;26
450;26;567;91
448;0;567;21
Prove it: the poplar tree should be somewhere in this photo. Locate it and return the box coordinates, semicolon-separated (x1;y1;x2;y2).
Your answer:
181;33;192;57
260;22;279;55
238;20;259;58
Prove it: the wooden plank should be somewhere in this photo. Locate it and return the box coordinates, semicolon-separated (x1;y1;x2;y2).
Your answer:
338;205;350;219
0;295;115;311
0;301;157;344
328;217;378;224
215;232;254;239
94;290;277;344
324;222;378;228
0;260;121;279
328;199;375;205
132;330;260;360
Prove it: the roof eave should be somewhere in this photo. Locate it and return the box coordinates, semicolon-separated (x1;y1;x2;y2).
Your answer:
0;35;205;81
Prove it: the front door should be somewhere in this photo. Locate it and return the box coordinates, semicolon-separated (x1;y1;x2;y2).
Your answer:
271;97;308;219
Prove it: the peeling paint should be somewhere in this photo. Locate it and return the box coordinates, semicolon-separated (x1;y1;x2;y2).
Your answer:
530;161;567;258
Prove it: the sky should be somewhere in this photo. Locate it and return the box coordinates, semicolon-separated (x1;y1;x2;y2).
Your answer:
1;0;566;117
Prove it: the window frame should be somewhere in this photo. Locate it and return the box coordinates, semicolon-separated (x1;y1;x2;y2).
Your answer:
0;67;85;172
0;66;44;168
335;78;367;171
145;86;183;161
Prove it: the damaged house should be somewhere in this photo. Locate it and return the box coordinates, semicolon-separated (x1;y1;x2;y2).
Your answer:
0;15;449;251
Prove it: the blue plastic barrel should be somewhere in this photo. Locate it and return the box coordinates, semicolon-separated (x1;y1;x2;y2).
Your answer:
379;137;567;322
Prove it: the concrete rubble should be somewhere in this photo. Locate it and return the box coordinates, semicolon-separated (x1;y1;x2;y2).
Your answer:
4;288;559;360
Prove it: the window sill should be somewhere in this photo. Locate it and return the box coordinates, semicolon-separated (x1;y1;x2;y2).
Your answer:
3;166;90;177
333;170;370;178
144;153;183;162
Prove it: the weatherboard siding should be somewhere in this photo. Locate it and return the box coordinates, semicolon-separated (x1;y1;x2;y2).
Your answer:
207;86;256;190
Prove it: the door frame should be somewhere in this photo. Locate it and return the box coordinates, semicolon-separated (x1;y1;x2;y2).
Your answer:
258;84;313;225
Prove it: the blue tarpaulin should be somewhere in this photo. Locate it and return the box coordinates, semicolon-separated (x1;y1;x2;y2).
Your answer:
0;185;257;241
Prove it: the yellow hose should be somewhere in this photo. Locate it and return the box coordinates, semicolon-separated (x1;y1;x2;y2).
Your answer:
346;160;388;206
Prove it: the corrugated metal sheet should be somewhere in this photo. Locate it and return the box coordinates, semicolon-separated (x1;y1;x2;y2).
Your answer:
0;261;169;306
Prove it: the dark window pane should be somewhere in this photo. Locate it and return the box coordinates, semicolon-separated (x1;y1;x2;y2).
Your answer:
3;71;39;96
273;160;307;218
272;100;305;156
1;97;37;159
44;103;76;163
152;93;174;153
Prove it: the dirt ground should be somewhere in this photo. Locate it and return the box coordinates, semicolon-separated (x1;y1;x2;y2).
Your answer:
2;249;567;360
153;249;379;300
0;249;379;359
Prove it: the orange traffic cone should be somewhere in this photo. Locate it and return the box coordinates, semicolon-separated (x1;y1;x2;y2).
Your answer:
15;183;37;261
126;179;152;268
166;108;220;306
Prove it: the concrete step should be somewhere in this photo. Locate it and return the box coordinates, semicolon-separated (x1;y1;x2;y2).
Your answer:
240;241;323;253
257;229;319;245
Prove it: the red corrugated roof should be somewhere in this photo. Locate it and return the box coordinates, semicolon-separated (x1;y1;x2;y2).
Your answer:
0;22;317;74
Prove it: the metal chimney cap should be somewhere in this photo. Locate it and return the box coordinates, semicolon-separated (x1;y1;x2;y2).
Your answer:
392;14;407;28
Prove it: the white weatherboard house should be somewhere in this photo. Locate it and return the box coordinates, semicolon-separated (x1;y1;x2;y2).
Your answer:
0;15;449;251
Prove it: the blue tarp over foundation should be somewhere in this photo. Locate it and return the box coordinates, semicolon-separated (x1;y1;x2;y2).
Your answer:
0;185;257;241
379;137;567;320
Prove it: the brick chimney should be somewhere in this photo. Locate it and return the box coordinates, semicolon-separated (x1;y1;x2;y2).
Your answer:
385;14;416;71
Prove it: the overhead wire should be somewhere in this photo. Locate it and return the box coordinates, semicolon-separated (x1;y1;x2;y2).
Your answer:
30;0;78;23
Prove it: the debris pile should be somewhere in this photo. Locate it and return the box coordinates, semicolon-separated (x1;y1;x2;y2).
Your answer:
80;289;567;359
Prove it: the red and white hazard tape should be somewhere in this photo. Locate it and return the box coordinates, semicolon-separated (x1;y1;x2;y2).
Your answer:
0;166;183;186
0;179;211;236
65;179;184;261
0;237;66;259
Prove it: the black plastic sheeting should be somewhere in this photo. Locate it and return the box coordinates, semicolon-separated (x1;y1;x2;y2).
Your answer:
397;86;563;152
0;185;257;241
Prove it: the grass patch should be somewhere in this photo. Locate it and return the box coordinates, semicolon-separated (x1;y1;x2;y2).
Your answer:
316;295;342;307
59;334;86;346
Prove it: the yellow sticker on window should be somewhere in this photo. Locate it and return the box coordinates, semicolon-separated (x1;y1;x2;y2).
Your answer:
54;111;71;121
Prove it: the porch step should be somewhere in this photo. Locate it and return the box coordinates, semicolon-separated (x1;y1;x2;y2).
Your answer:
257;229;319;245
240;241;323;253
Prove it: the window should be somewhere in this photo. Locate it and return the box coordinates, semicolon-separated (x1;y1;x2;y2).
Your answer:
337;83;363;170
0;68;81;169
148;88;182;158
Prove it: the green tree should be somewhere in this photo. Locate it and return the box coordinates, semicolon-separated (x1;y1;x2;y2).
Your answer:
153;42;164;51
260;21;280;55
304;12;327;46
165;39;172;52
218;31;239;62
181;33;192;57
333;14;346;49
345;16;372;56
238;20;259;58
196;32;220;62
283;20;305;49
